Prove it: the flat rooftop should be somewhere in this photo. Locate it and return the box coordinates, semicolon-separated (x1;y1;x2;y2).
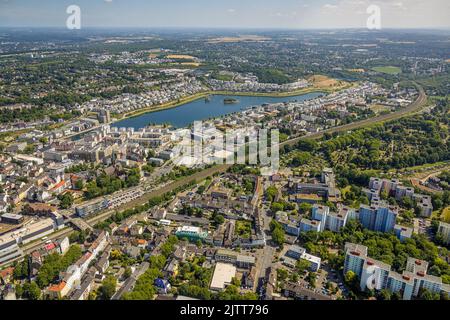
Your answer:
210;262;236;291
1;213;24;220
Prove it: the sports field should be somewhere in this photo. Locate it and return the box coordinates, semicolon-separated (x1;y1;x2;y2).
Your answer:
372;66;402;75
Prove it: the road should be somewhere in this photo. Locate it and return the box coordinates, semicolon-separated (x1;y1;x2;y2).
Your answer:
86;164;232;227
18;85;427;256
280;84;427;146
21;227;75;255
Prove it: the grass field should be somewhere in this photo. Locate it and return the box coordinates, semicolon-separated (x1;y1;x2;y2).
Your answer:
442;207;450;223
370;104;391;114
372;66;402;75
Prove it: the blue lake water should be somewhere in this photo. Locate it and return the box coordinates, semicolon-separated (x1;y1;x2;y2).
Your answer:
111;92;325;130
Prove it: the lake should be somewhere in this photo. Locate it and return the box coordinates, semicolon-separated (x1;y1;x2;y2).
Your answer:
111;92;325;130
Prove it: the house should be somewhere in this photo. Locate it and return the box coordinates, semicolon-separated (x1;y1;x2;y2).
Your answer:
173;245;187;262
163;258;179;277
135;239;148;249
124;245;141;259
0;267;14;285
130;224;144;236
70;268;96;301
47;281;69;300
243;266;257;289
95;246;111;274
284;281;333;300
152;208;167;220
154;278;172;294
23;203;57;216
204;248;216;260
30;251;44;278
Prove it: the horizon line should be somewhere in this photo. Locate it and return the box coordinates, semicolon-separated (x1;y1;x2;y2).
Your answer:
1;26;450;31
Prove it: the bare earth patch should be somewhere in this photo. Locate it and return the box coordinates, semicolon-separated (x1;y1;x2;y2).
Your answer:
307;75;348;89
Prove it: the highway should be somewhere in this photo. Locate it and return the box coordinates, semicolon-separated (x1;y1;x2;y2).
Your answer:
280;84;427;146
17;85;427;256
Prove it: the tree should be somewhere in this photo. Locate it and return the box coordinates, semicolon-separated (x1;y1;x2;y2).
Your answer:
36;245;82;289
401;196;414;209
270;202;284;213
15;284;23;298
307;272;317;288
74;179;84;190
270;221;285;246
58;193;74;209
277;268;289;282
22;282;41;300
378;289;392;301
418;288;439;300
298;203;312;215
296;259;311;274
272;227;285;246
213;214;225;225
39;137;48;145
110;249;122;260
124;266;132;279
231;277;241;287
122;267;161;300
296;139;318;152
196;185;206;194
265;186;278;202
429;265;441;277
344;270;358;289
13;258;30;279
291;152;312;167
392;291;402;300
99;276;117;300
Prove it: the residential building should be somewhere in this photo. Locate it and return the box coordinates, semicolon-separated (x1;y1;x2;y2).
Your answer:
358;204;397;233
343;243;368;277
299;218;321;233
311;205;329;232
344;243;448;300
394;224;413;242
438;222;450;245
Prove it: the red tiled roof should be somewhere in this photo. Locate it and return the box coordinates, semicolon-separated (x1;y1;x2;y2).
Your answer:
0;267;14;278
50;180;66;191
45;243;56;251
48;281;66;292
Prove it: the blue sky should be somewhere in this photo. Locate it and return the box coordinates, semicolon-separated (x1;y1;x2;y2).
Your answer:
0;0;449;29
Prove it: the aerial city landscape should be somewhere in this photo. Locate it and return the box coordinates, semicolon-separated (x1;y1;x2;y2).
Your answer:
0;0;449;305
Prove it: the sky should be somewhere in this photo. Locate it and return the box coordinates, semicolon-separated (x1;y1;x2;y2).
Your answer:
0;0;449;29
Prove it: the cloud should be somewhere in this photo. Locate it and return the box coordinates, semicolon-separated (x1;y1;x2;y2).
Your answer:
227;8;236;13
322;4;338;10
